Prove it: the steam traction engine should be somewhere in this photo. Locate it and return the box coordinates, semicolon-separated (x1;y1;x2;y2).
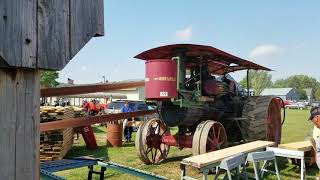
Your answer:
134;44;282;164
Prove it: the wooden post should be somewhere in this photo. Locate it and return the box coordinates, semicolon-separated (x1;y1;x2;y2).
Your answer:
0;69;40;179
0;1;104;179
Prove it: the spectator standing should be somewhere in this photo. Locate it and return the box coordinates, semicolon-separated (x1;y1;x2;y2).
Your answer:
121;101;134;142
309;107;320;169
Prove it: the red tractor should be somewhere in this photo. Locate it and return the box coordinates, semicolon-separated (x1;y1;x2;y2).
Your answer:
82;99;107;116
134;44;283;164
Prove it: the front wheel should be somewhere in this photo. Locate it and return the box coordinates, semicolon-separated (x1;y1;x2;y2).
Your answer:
135;118;170;164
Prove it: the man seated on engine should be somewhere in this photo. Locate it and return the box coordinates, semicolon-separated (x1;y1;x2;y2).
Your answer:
201;68;225;97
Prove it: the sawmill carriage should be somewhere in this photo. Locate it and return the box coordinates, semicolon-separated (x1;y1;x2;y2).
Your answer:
134;44;283;164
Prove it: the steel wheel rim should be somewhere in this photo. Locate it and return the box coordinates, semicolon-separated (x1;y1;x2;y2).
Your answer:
136;118;170;164
195;120;228;155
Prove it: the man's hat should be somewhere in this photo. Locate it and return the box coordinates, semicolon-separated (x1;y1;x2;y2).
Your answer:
309;107;320;120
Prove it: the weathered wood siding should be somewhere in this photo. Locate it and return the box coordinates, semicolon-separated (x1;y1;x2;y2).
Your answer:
0;69;40;180
0;0;104;70
0;0;37;68
37;0;70;70
70;0;104;58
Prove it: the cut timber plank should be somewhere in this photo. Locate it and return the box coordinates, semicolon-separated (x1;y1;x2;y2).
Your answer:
278;141;312;152
182;140;275;168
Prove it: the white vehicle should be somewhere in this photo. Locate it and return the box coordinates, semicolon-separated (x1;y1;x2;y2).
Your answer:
285;102;306;110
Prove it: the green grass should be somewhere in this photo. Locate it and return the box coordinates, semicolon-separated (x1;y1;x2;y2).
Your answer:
55;109;319;179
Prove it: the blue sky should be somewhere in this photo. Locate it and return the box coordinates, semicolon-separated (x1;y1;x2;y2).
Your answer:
58;1;320;84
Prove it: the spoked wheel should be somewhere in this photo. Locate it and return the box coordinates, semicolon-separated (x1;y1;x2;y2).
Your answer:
135;118;170;164
192;120;228;155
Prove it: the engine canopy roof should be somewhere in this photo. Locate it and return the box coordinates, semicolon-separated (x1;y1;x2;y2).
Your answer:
135;44;271;75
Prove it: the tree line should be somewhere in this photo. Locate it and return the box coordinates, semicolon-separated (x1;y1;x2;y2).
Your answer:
239;70;320;100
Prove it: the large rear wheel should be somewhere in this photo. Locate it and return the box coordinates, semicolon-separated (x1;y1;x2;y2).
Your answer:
192;120;228;155
135;118;170;164
241;96;282;145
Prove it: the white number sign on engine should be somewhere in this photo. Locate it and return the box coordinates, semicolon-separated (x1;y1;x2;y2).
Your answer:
160;92;168;97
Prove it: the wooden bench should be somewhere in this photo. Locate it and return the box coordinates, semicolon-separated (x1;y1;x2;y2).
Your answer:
180;141;275;180
268;140;314;180
279;141;312;152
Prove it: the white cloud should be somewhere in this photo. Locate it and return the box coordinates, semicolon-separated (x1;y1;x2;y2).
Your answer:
249;44;282;59
175;26;192;42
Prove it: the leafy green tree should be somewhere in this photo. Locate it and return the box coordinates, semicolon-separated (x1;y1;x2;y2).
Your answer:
40;71;59;88
274;75;318;89
240;70;273;95
273;75;320;100
315;88;320;101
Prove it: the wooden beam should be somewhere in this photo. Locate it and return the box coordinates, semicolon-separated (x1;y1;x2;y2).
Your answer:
40;110;157;131
41;81;145;97
0;69;40;180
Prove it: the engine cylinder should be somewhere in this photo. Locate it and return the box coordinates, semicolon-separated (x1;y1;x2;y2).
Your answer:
145;59;177;99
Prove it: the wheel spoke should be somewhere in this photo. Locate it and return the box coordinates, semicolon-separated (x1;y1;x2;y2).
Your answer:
207;137;214;144
212;127;217;140
159;128;168;137
159;146;165;159
150;148;154;162
154;123;160;134
217;127;221;139
153;148;158;162
145;147;152;154
218;141;224;146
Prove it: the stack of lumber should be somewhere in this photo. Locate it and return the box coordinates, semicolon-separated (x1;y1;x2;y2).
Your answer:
40;106;83;161
73;106;86;117
40;106;84;122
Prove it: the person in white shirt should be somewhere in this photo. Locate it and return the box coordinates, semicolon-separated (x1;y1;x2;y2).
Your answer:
309;107;320;169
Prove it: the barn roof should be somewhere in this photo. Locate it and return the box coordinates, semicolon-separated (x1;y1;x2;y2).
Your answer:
260;88;293;96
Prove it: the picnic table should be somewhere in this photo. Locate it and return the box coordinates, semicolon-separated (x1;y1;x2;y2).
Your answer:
180;140;275;180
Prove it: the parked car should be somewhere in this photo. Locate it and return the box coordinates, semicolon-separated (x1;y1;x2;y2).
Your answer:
105;100;149;120
311;102;320;108
285;101;306;110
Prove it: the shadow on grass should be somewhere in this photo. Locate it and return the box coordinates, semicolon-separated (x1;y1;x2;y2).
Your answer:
65;145;109;161
163;154;191;163
119;142;135;147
